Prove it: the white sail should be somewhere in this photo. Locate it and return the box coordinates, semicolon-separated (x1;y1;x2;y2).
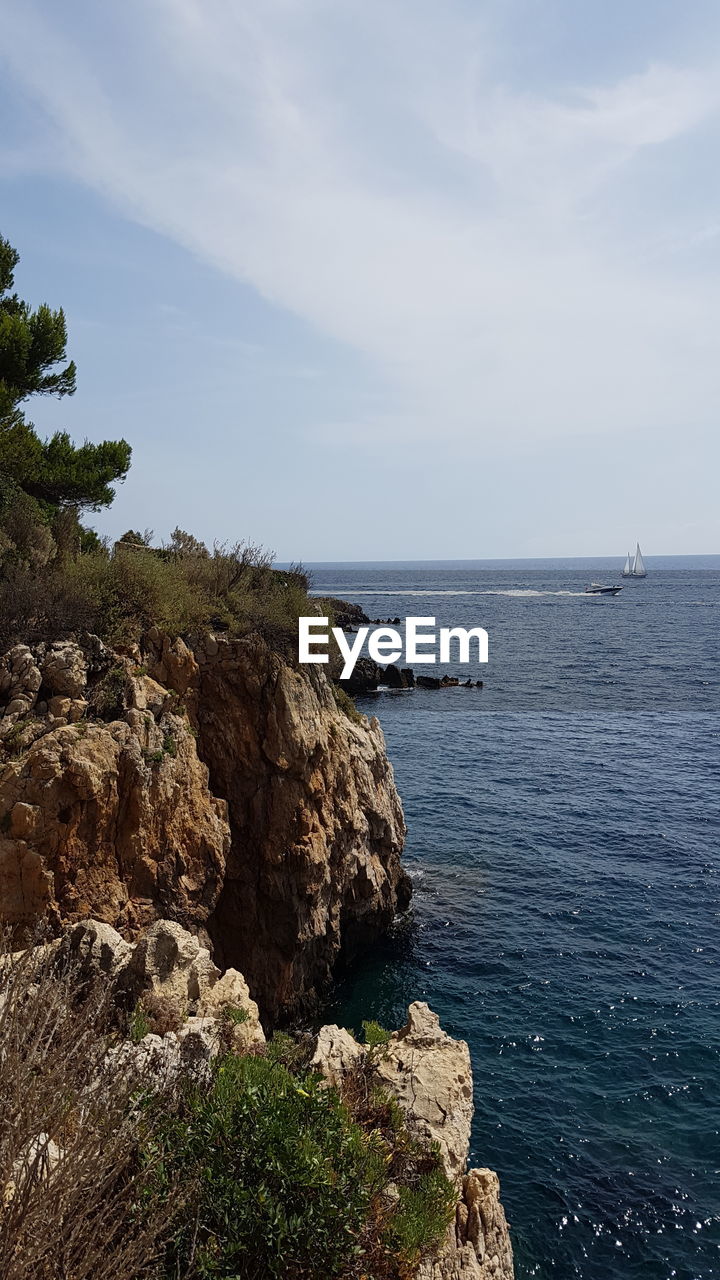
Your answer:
622;552;632;576
632;543;646;576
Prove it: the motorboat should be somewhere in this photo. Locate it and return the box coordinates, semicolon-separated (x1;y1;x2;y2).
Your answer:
585;583;623;596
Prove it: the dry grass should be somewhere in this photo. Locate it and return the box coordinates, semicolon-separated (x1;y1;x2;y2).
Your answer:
0;933;187;1280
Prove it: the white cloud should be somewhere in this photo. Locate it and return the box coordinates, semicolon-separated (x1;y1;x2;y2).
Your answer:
2;0;720;454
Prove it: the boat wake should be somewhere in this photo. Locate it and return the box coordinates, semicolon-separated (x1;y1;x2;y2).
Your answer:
312;589;592;598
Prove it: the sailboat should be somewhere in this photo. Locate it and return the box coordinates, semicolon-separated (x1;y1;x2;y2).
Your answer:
622;543;647;578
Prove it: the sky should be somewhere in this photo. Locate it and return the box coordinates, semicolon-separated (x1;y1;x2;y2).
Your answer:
1;0;719;560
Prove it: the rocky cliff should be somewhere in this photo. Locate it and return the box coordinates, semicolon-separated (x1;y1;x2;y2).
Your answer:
1;630;515;1278
0;631;409;1023
312;1004;515;1280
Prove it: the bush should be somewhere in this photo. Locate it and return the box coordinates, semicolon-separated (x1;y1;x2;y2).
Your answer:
0;536;313;656
148;1041;457;1280
386;1168;458;1267
331;683;364;725
0;935;456;1280
91;665;127;720
222;1004;249;1026
151;1053;387;1279
362;1019;391;1050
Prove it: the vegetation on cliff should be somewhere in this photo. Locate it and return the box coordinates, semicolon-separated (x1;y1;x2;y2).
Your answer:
0;933;455;1280
0;235;314;655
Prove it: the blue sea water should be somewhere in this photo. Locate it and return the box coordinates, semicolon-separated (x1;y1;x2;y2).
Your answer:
310;559;720;1280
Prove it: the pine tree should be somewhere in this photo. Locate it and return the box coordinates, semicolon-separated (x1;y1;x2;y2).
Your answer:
0;236;76;418
0;236;131;527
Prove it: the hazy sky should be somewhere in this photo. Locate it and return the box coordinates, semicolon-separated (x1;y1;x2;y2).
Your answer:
1;0;719;559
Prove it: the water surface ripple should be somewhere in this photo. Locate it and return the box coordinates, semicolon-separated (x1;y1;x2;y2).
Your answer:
315;563;720;1280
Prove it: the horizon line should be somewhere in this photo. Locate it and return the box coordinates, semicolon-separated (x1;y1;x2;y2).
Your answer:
277;552;720;567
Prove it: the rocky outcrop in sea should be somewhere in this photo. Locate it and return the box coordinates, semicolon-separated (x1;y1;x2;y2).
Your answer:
312;1004;514;1279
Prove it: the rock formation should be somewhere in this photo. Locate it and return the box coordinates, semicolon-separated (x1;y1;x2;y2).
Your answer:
0;628;514;1277
383;663;416;689
310;596;370;630
0;694;229;943
0;631;410;1023
171;632;410;1022
311;1002;514;1280
337;655;383;695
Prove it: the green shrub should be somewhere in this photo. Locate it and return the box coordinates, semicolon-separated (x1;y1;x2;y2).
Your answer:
331;683;364;725
265;1030;311;1072
362;1019;391;1050
92;664;127;720
0;536;314;657
151;1053;387;1279
129;1004;152;1044
385;1167;457;1266
222;1004;249;1026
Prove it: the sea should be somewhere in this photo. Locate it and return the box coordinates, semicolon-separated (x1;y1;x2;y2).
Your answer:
307;557;720;1280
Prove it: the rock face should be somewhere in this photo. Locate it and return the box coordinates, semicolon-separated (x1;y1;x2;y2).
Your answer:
373;1002;474;1181
311;1004;515;1280
155;632;410;1024
0;711;229;941
0;631;409;1023
56;916;265;1047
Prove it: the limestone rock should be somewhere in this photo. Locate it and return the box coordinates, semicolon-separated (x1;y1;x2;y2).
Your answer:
372;1002;474;1182
310;1005;515;1279
127;675;169;716
176;1016;223;1065
124;919;220;1012
196;968;265;1048
145;633;198;697
310;1024;366;1088
58;918;133;979
181;633;409;1022
0;646;42;721
41;641;88;699
106;1011;241;1088
0;715;229;936
0;630;408;1026
417;1169;514;1280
